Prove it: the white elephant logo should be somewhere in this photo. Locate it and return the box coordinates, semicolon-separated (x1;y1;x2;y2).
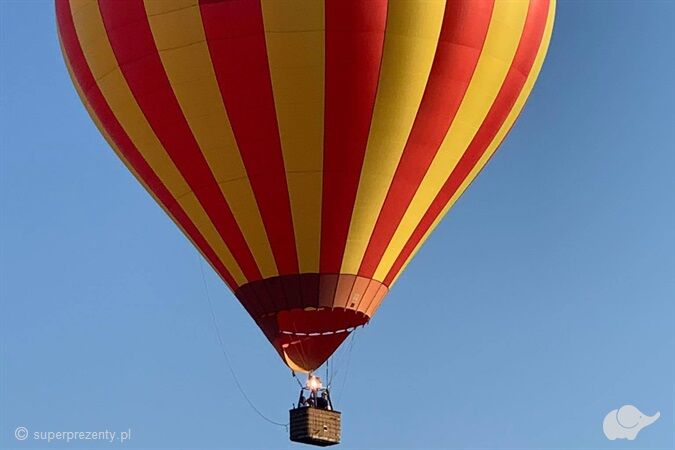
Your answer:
603;405;660;440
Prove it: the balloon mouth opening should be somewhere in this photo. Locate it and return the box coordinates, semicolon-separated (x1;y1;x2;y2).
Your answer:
265;307;369;373
234;273;388;372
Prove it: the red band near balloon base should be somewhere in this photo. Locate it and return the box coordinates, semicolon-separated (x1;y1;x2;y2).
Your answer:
234;273;388;372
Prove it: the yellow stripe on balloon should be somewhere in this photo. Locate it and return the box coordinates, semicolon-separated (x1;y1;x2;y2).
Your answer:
69;0;247;285
145;0;278;279
340;0;447;275
260;0;324;273
374;0;530;282
63;41;150;204
390;0;556;286
63;45;147;197
62;42;233;289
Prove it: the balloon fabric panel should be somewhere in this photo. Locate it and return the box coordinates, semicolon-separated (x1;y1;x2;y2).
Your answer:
56;0;555;372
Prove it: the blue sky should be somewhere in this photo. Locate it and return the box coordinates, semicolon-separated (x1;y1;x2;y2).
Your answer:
1;2;673;449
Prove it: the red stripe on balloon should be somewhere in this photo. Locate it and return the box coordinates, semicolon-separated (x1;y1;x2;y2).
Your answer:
384;0;551;285
319;0;389;273
199;0;299;275
357;0;494;276
97;0;262;282
55;0;238;288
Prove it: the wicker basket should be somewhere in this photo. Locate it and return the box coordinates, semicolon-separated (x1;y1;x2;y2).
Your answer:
289;407;341;446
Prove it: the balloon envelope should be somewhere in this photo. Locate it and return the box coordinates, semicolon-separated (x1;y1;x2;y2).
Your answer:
57;0;555;372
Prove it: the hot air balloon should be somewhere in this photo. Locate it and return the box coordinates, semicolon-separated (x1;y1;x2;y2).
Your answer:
56;0;554;443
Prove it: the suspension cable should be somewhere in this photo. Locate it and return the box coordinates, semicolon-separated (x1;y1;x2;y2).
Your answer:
335;328;359;406
198;257;288;430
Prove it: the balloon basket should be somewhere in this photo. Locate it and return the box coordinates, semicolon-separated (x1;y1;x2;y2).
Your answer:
289;407;341;446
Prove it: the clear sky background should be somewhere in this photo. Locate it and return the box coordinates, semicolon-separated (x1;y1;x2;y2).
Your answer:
1;1;674;449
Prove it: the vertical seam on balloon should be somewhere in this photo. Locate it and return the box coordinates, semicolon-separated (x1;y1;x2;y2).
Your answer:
254;277;276;315
198;0;300;279
357;0;495;277
384;0;552;286
323;273;339;310
273;274;291;312
335;274;357;311
352;279;373;314
96;0;262;282
365;284;388;318
364;281;383;315
277;275;291;309
56;0;238;289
